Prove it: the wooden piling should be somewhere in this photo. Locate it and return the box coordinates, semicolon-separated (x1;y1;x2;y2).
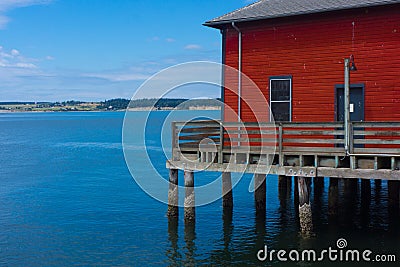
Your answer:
343;178;358;226
314;177;324;201
360;179;371;227
361;179;371;200
313;177;324;221
388;181;400;209
278;175;287;190
298;177;313;235
254;174;266;217
278;175;288;206
278;175;288;208
278;176;290;226
222;172;233;208
344;178;358;196
294;176;299;210
167;169;179;217
286;176;292;197
388;180;400;230
184;170;195;223
374;179;382;203
328;178;339;218
328;178;339;219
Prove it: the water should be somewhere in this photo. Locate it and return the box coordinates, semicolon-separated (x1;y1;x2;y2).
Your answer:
0;111;399;266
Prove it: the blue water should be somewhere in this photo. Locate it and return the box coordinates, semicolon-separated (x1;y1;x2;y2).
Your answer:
0;111;399;266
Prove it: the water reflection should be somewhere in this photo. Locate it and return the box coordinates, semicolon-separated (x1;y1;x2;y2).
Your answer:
388;181;400;232
166;216;181;266
294;177;299;208
165;177;400;266
254;209;266;254
222;207;233;248
374;179;382;204
360;179;371;227
183;221;196;267
278;176;290;226
342;178;358;227
313;177;324;208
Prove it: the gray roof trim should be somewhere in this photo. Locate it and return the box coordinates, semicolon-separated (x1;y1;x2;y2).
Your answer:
204;0;400;27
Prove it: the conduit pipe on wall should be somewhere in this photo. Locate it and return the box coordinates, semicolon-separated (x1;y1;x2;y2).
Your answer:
232;22;242;123
232;22;242;146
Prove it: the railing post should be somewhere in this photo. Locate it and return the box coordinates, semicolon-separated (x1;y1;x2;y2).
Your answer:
349;122;354;154
218;123;224;164
278;123;283;167
171;122;178;161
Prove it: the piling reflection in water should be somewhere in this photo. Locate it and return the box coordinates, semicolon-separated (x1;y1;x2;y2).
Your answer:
388;181;400;232
254;206;266;256
278;176;290;226
328;178;339;220
360;179;371;227
222;207;233;253
183;221;196;267
166;216;180;265
342;178;359;228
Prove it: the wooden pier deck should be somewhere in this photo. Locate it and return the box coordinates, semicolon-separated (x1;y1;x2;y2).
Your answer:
167;120;400;180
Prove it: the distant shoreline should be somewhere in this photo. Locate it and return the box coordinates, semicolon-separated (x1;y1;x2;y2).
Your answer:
0;98;221;113
0;107;221;113
127;106;220;111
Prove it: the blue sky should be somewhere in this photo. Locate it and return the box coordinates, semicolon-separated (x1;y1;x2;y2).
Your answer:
0;0;256;101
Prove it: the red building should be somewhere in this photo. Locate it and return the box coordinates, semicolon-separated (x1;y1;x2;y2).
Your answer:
167;0;400;227
205;0;400;123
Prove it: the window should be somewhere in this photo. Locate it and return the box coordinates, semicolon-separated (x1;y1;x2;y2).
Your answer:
270;76;292;121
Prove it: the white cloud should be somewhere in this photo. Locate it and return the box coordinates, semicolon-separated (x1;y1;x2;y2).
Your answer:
0;0;52;29
11;49;20;56
0;15;9;29
184;44;202;50
14;62;37;68
0;48;38;69
0;0;52;11
83;72;150;82
45;55;55;60
166;38;175;43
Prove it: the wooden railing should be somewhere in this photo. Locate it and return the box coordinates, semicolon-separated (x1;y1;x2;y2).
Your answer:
351;122;400;155
172;120;222;162
171;121;400;166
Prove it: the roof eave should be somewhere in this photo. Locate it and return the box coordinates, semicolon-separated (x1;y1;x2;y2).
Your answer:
204;12;319;29
204;2;400;29
204;16;283;28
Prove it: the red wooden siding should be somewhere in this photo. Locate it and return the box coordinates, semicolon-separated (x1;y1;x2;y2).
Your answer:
223;5;400;123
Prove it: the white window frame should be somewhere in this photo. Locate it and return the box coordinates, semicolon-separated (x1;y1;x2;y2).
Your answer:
269;76;292;122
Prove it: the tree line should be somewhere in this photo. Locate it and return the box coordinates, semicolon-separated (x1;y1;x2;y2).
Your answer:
98;98;222;110
0;98;222;111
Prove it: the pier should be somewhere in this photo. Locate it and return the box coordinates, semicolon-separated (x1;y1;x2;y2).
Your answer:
166;120;400;234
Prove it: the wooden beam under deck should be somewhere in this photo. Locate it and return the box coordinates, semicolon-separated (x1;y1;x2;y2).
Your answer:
166;160;400;180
